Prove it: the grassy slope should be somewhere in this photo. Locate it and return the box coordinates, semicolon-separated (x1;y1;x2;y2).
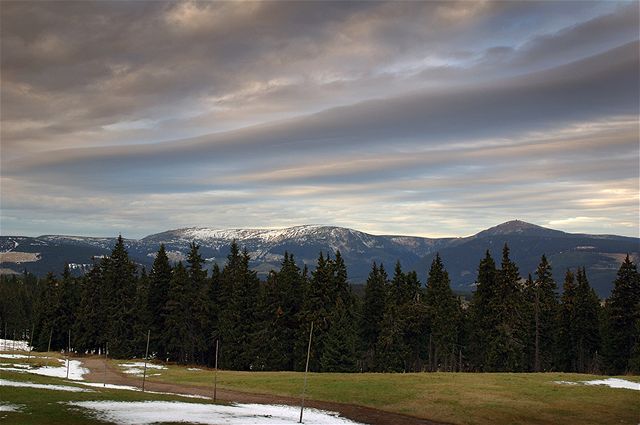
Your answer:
0;352;215;425
132;361;640;425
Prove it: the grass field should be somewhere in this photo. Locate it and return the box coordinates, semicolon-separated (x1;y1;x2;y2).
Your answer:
1;351;638;425
127;360;640;425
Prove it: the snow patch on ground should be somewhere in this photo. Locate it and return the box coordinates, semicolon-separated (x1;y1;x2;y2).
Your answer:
77;382;211;399
70;401;364;425
0;403;23;412
0;378;91;393
79;382;140;391
554;378;639;391
119;362;166;376
0;354;30;359
0;359;88;381
187;368;202;371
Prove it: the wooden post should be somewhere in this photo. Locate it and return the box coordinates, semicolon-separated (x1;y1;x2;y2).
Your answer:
27;324;34;364
103;342;108;387
299;321;314;424
459;348;462;372
66;329;71;379
142;330;150;392
534;288;540;373
46;328;53;367
213;339;219;401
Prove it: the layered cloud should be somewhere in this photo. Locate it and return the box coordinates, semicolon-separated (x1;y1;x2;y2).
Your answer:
1;1;638;238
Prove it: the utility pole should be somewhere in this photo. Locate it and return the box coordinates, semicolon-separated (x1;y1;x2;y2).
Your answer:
534;288;540;373
46;328;53;367
299;321;314;424
142;330;150;392
66;329;71;379
104;342;108;387
213;339;219;401
27;324;34;364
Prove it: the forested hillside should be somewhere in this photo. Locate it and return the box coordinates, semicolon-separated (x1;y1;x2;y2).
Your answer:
1;236;638;375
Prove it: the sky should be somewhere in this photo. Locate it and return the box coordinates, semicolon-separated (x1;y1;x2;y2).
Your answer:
1;1;638;239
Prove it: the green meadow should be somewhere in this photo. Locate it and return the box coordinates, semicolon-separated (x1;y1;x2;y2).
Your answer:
127;360;640;425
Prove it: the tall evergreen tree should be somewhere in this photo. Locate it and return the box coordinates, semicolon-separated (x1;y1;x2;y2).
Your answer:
557;269;577;372
254;252;304;370
148;244;172;357
102;236;138;358
525;255;559;372
132;268;152;357
468;250;499;371
219;245;260;370
73;262;104;354
164;262;189;362
602;255;640;374
185;243;209;363
425;254;460;372
573;268;601;373
360;262;387;371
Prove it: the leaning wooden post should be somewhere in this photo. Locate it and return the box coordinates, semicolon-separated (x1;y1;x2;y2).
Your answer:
142;329;151;392
213;339;219;401
66;329;71;379
103;342;109;387
299;321;314;424
46;328;53;367
27;323;34;364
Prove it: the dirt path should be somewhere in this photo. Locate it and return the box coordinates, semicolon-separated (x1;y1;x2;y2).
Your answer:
81;357;447;425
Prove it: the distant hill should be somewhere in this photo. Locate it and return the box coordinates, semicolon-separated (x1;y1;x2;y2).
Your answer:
1;220;637;297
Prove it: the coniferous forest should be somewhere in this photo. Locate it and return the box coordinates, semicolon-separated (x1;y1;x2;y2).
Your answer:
1;236;638;375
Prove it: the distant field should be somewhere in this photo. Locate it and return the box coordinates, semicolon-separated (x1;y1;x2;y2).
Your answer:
128;360;640;425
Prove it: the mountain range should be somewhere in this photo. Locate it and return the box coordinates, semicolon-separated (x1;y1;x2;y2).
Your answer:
1;220;637;297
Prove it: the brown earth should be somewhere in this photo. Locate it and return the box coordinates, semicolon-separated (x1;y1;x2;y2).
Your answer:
81;357;447;425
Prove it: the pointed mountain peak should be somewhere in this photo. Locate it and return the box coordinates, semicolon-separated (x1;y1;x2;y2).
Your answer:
475;220;565;238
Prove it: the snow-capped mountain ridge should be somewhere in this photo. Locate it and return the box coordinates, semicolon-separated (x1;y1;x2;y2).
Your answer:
2;220;638;297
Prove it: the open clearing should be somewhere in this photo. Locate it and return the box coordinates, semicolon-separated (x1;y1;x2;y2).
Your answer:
1;350;639;425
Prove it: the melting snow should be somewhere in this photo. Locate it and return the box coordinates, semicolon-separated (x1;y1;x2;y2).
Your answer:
119;362;166;376
0;378;91;393
0;359;88;381
0;354;31;359
77;382;211;399
70;401;364;424
554;378;639;391
0;403;23;412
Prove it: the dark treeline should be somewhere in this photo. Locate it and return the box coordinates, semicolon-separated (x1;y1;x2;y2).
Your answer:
1;236;638;375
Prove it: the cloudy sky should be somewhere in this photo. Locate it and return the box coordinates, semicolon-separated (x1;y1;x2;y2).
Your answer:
1;1;638;239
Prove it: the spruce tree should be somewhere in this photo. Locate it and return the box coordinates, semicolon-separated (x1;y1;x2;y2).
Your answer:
102;236;137;358
602;255;640;374
185;243;209;363
73;261;105;354
164;262;189;362
360;262;387;371
425;254;460;372
321;302;358;372
132;268;152;357
148;244;172;357
527;255;559;372
219;245;260;370
574;268;600;373
557;269;577;372
468;250;499;371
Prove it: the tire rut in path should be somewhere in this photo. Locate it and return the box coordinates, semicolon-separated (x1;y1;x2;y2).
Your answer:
80;357;447;425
